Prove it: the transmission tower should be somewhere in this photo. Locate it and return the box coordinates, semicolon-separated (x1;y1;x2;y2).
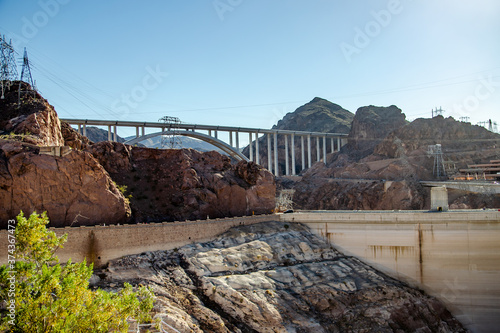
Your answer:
428;144;446;178
431;107;444;118
158;116;182;148
19;48;35;88
1;35;18;99
18;48;36;106
459;116;470;123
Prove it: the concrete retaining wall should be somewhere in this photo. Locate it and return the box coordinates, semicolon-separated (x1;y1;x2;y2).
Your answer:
0;215;276;267
281;210;500;333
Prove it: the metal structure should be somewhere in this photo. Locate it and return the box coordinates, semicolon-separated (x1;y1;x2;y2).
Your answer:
427;144;446;178
158;116;182;148
62;118;348;176
431;107;444;118
18;47;36;106
0;35;18;99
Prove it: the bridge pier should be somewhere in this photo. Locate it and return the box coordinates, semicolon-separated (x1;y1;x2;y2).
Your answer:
273;132;278;176
301;136;305;173
307;135;312;168
316;137;320;162
284;135;289;176
291;133;296;175
323;136;327;164
255;133;259;164
248;132;253;161
267;134;272;174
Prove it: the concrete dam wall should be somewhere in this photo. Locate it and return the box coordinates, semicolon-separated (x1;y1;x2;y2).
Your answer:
281;210;500;333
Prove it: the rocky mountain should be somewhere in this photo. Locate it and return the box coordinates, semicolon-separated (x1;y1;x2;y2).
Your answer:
243;97;354;174
94;221;468;332
0;83;275;227
278;105;500;211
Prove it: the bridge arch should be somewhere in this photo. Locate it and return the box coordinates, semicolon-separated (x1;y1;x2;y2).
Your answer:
123;130;249;162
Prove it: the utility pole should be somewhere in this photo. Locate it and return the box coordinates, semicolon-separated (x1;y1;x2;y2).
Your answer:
0;35;18;99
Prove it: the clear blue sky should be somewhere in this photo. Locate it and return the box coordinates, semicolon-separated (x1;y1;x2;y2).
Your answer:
1;0;499;138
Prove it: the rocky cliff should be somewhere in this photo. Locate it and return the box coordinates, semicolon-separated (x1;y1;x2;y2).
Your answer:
94;222;468;332
0;140;131;228
87;142;275;223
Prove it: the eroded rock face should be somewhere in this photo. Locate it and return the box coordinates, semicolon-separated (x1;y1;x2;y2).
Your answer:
0;83;65;146
87;142;276;223
0;140;130;228
345;105;407;160
96;222;468;333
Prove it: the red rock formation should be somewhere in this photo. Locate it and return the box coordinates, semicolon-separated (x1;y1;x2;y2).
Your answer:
0;82;64;146
0;140;131;228
87;142;276;223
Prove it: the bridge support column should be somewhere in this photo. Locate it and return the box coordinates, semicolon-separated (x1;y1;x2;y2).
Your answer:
274;132;278;177
235;132;239;151
83;124;87;137
113;125;117;142
214;130;218;139
248;132;253;161
331;137;334;153
323;136;327;165
291;133;296;175
136;126;140;138
284;135;289;176
267;134;272;173
141;127;145;136
301;136;305;172
107;125;112;141
229;131;233;147
255;133;259;165
307;135;312;168
337;137;341;151
208;129;211;137
316;137;320;162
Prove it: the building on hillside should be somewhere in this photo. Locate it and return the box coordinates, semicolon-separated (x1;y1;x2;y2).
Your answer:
453;160;500;181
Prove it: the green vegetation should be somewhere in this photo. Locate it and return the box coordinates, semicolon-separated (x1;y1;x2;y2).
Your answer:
0;212;154;332
114;182;133;205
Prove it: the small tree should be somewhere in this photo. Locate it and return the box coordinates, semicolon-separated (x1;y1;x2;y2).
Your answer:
0;211;154;332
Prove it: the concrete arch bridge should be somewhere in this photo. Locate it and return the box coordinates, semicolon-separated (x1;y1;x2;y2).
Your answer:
62;118;348;176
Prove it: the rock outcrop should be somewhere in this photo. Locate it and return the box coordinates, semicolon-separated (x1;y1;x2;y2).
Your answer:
0;82;65;146
87;142;276;223
94;222;468;332
343;105;408;161
0;140;130;228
